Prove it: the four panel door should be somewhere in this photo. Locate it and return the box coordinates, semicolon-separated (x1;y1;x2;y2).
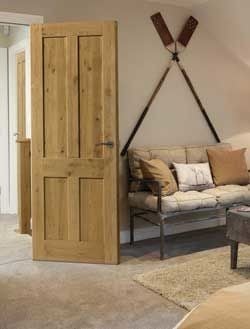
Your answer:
31;21;119;264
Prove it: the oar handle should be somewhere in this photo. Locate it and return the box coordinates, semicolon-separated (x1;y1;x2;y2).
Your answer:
120;62;173;157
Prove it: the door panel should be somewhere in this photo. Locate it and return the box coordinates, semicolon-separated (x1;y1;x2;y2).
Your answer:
31;22;119;264
79;36;103;158
80;178;104;243
44;178;68;241
44;38;67;158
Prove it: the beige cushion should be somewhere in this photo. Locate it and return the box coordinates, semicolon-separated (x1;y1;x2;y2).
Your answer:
186;143;232;163
128;143;232;180
140;159;178;196
173;162;214;192
128;148;151;180
150;147;186;168
129;191;217;214
128;143;232;192
207;148;249;186
203;185;250;206
128;146;186;180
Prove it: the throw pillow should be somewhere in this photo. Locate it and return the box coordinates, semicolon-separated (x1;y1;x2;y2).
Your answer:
140;159;178;196
173;162;214;192
207;148;249;186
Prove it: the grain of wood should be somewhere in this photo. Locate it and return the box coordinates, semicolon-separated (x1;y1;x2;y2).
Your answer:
80;178;104;243
66;36;79;158
79;36;103;158
44;38;67;158
44;178;68;240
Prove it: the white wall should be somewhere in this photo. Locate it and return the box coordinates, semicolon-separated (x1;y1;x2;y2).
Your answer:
194;0;250;67
193;0;250;165
0;48;9;213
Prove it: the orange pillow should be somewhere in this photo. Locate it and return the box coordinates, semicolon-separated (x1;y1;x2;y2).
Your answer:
207;148;249;186
140;158;178;196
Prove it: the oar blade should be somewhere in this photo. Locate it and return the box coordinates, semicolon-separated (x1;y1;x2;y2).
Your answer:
178;16;199;47
151;12;174;47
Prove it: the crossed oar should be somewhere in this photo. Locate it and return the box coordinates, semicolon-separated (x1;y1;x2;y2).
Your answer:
121;12;220;157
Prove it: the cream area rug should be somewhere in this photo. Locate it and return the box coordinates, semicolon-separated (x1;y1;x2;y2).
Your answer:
134;245;250;311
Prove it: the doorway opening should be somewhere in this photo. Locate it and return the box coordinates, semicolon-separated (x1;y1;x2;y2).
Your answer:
0;12;43;236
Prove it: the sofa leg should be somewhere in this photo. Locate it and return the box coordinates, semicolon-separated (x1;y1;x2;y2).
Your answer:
130;208;135;246
160;219;165;260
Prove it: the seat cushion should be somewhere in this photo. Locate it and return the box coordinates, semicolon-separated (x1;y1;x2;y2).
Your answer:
129;191;217;214
203;185;250;206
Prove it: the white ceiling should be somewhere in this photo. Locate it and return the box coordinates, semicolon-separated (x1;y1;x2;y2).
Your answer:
193;0;250;67
146;0;209;8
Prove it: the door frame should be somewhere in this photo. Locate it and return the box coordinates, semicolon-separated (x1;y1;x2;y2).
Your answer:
0;48;8;213
0;11;43;214
0;12;43;26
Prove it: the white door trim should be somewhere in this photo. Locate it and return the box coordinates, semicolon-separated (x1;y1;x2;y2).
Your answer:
0;48;9;213
0;12;43;214
0;12;43;25
8;40;28;214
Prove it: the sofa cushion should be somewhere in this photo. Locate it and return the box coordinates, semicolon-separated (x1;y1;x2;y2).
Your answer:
128;148;150;180
150;147;186;168
128;146;186;192
128;144;232;180
129;190;217;214
140;159;178;196
128;143;232;192
186;143;232;164
203;185;250;206
207;148;249;186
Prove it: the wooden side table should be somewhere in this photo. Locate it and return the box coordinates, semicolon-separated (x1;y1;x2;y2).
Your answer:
227;209;250;269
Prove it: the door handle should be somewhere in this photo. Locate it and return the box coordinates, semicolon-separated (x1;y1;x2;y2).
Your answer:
96;141;114;148
13;132;20;137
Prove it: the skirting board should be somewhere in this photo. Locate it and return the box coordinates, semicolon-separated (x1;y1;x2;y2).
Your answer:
120;216;226;244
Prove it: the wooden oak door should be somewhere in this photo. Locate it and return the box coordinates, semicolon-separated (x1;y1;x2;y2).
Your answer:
31;22;119;264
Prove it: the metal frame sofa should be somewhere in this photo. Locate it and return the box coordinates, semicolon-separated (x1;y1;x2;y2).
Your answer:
128;143;250;259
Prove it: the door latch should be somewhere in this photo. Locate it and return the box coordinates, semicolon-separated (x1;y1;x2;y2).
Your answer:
96;141;114;148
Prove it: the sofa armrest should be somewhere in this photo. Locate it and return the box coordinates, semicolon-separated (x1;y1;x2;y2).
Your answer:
129;178;162;213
